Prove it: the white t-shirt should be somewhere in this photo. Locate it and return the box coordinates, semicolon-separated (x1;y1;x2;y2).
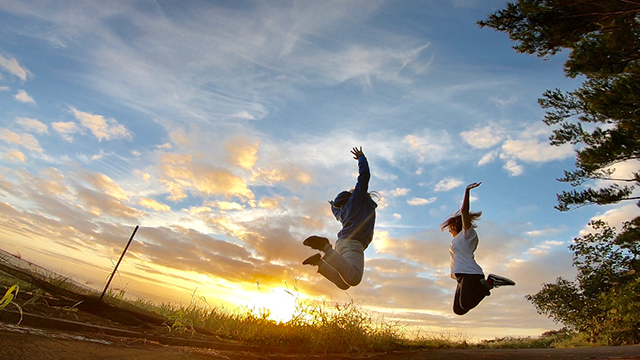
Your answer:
449;227;484;279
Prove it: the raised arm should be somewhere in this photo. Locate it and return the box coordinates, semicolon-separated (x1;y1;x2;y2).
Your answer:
461;182;481;232
351;147;370;195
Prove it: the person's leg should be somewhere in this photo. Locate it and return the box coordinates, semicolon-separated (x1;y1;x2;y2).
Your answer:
322;239;365;286
303;252;350;290
455;274;491;315
316;260;351;290
452;281;468;315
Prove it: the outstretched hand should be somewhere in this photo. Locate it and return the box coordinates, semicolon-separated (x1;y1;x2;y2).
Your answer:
351;146;364;160
466;182;482;191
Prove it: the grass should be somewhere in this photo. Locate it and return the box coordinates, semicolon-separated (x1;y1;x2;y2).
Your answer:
0;264;593;354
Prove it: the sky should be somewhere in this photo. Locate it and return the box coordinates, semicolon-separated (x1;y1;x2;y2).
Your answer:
1;0;639;341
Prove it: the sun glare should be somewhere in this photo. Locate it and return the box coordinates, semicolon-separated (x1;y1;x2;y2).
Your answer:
250;287;299;323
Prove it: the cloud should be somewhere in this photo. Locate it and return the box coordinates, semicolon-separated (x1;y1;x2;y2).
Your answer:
84;173;129;201
52;122;79;142
434;177;463;192
208;200;244;211
478;150;498;166
71;108;132;141
139;198;171;212
593;160;640;191
0;54;30;80
579;204;640;237
4;149;26;162
14;90;35;104
499;123;573;164
224;135;259;171
460;124;504;149
387;188;410;197
403;129;452;164
501;137;573;163
159;153;254;201
16;117;48;134
373;230;449;268
0;128;43;152
323;43;431;86
525;228;564;237
502;159;523;177
257;196;283;210
232;110;257;120
407;197;436;206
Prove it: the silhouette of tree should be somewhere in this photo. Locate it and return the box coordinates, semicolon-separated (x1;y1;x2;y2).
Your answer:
525;218;640;344
479;0;640;211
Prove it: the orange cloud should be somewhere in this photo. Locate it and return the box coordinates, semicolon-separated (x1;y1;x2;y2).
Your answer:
84;173;128;201
4;150;26;162
139;198;171;212
71;108;132;141
257;196;282;210
0;129;43;152
224;135;259;170
159;153;254;200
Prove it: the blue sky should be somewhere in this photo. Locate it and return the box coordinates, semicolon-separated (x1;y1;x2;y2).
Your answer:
1;0;639;340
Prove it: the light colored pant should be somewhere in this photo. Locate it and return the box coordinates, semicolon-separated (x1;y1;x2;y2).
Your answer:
317;238;365;290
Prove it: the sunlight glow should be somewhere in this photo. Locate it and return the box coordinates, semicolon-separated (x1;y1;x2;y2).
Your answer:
246;287;299;323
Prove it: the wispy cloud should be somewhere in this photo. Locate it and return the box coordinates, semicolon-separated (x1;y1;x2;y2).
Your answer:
16;117;48;134
434;177;464;192
71;108;132;141
14;90;35;104
52;122;79;142
0;53;30;80
407;197;436;206
0;128;43;152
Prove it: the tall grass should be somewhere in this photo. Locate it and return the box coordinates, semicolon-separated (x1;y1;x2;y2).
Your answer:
132;293;411;353
1;268;582;353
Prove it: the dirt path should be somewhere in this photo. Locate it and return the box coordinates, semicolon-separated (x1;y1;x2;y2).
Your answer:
2;324;640;360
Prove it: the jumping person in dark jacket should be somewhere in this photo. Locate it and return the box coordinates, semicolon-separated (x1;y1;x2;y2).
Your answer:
302;147;378;290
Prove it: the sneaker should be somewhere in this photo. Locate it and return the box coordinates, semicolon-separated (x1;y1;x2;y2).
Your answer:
302;253;322;266
303;235;330;251
487;274;515;288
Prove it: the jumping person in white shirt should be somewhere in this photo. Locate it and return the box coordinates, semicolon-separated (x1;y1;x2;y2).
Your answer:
441;182;515;315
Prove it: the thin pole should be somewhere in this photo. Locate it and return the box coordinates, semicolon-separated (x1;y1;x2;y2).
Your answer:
100;225;139;302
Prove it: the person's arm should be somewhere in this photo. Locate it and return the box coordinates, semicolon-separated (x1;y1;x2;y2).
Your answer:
351;146;370;195
461;182;481;232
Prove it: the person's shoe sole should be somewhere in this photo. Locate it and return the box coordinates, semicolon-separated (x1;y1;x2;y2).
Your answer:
302;253;322;266
488;274;515;287
303;235;330;251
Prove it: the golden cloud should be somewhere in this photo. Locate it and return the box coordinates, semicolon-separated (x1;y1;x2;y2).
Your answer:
224;135;259;170
71;108;132;141
160;153;254;200
139;198;171;212
0;129;43;152
84;173;129;201
257;196;282;210
5;149;26;162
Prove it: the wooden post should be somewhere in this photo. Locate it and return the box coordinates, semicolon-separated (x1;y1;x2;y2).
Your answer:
100;225;139;302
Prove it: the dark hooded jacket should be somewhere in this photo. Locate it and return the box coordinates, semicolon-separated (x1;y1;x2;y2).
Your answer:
331;155;377;248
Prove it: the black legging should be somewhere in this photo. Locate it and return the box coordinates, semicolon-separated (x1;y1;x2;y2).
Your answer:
453;273;491;315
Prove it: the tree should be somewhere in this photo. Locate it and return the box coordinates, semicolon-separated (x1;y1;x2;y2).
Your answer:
525;218;640;344
479;0;640;211
480;1;640;345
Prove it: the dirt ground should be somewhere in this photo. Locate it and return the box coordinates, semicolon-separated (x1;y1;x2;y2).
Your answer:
1;323;640;360
0;296;639;360
1;255;639;360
